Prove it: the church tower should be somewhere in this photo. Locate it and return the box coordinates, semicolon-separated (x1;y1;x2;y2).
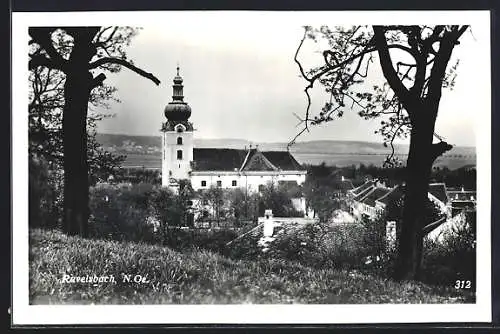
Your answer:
161;66;194;188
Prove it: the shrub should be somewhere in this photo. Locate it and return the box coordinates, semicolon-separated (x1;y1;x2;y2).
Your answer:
258;182;302;217
421;211;476;290
88;183;157;243
227;215;398;278
29;156;63;229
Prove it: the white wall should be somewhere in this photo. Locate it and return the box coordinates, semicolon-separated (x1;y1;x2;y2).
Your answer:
191;171;306;192
162;127;194;186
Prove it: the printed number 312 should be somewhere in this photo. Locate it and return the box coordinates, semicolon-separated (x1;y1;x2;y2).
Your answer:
455;280;472;289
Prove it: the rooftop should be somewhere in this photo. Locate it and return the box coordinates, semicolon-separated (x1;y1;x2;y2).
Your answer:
191;147;305;172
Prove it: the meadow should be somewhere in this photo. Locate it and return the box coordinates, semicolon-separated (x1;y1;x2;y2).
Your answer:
121;152;475;170
30;228;474;304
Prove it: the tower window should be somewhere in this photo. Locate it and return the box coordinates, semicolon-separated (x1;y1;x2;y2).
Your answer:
201;180;207;187
177;150;183;160
177;137;183;145
232;180;237;187
216;180;222;187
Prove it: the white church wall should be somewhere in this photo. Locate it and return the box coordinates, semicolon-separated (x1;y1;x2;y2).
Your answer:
162;127;194;186
191;171;306;192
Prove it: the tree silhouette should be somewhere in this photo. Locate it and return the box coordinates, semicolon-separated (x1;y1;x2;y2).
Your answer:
29;64;126;187
293;25;469;280
29;27;160;237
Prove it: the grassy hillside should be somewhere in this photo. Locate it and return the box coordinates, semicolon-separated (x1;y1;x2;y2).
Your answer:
30;229;473;304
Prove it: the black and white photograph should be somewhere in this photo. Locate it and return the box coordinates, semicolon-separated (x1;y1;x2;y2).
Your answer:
12;10;491;324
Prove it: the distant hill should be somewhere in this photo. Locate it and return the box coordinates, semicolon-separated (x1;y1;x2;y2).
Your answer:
97;133;475;156
96;133;476;169
95;133;161;148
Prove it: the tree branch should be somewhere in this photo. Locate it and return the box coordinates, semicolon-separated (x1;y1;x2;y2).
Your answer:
29;54;62;71
373;26;415;112
425;27;459;105
430;141;453;162
88;57;161;85
92;73;107;88
28;27;67;70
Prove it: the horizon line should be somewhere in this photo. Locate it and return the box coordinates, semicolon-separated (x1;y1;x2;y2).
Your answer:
96;132;476;149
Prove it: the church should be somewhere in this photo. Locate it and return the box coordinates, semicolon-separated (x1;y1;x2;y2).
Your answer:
161;67;307;192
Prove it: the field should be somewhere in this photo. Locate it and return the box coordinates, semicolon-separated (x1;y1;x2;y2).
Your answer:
120;152;475;170
96;133;475;170
30;228;474;304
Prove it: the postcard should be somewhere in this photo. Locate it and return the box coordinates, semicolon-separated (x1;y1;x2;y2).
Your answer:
12;10;492;325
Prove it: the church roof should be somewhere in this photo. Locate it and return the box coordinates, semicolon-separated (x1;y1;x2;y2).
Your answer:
241;149;277;171
261;151;306;171
191;148;305;172
192;148;247;171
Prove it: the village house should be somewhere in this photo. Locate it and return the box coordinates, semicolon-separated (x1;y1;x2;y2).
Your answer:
446;187;476;216
349;179;476;245
348;180;401;219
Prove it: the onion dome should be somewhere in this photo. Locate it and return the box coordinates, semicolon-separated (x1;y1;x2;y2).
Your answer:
164;66;192;122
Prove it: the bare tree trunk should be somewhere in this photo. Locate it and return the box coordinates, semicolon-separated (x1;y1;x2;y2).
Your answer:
62;70;92;236
395;117;434;280
61;28;99;237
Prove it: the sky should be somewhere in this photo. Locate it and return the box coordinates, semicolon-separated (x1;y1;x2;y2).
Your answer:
94;13;490;147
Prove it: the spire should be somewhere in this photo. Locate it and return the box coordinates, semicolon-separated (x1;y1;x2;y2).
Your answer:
172;65;184;101
164;65;192;123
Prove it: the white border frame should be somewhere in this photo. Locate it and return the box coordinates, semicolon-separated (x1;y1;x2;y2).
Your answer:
12;10;492;325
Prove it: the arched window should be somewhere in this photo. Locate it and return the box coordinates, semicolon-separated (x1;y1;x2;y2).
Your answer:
177;137;183;145
177;150;183;160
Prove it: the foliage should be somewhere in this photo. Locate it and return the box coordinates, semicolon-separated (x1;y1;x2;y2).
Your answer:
195;186;228;223
431;166;476;190
88;183;157;243
29;66;126;187
303;163;348;222
359;214;388;258
258;182;304;217
29;228;474;304
88;182;238;249
113;168;161;185
194;182;304;225
148;187;180;244
29;155;63;229
29;26;160;236
421;211;476;289
293;25;469;279
225;188;260;225
293;25;466;156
